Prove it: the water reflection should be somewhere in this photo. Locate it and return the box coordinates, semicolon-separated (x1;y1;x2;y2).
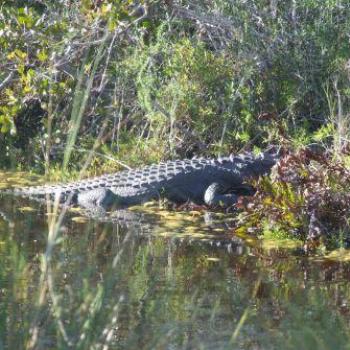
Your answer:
0;194;350;350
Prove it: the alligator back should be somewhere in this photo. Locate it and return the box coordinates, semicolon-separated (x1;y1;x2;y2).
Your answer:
3;150;278;205
7;158;236;198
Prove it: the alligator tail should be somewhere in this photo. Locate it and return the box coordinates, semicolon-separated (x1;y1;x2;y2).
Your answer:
1;185;78;204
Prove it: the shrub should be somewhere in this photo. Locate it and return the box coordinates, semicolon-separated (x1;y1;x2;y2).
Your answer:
238;148;350;247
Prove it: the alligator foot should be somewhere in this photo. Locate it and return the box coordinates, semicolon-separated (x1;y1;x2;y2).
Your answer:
204;183;239;208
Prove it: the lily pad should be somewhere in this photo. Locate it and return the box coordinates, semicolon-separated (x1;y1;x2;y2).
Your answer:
71;216;89;224
206;257;220;262
69;207;83;213
18;206;36;212
325;248;350;262
261;238;303;250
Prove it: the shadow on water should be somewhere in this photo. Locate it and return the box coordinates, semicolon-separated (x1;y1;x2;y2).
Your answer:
0;176;350;349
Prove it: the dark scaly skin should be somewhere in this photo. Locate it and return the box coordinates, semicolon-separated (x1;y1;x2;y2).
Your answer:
2;150;278;211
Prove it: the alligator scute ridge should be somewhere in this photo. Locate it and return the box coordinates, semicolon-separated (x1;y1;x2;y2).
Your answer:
2;150;279;212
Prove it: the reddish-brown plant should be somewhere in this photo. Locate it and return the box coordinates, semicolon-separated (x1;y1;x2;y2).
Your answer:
238;149;350;243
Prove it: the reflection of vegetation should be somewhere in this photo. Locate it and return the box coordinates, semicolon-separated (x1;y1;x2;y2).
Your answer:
1;196;350;349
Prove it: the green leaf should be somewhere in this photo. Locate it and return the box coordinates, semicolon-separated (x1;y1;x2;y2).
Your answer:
37;49;48;62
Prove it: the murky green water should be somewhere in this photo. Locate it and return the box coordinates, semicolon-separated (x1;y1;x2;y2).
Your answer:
1;174;350;349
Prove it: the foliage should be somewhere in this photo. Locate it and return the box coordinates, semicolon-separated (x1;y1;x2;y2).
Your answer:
238;148;350;247
0;0;350;170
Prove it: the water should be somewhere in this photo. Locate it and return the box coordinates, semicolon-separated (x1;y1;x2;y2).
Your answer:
0;177;350;349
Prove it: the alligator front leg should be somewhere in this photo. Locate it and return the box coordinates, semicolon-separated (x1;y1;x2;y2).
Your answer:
204;183;239;208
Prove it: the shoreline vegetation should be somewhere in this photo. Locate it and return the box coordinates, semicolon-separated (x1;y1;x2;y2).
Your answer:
1;3;350;350
1;1;350;244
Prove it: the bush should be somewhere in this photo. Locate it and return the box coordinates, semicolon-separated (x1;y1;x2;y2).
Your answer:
0;1;349;172
237;148;350;247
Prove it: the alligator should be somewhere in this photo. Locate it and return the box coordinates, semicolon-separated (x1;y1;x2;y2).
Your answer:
1;149;279;212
